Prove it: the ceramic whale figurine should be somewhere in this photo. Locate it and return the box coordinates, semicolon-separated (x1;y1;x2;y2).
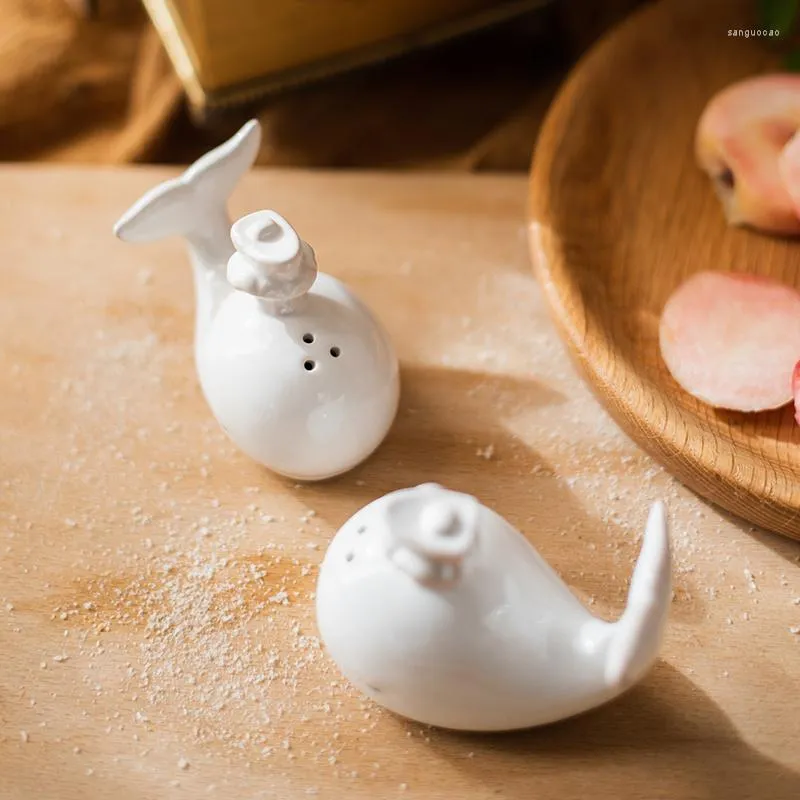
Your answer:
316;484;671;731
113;121;400;480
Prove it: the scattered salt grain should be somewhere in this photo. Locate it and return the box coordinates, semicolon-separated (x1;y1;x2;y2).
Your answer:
476;444;495;460
790;626;800;636
20;731;28;743
178;757;190;770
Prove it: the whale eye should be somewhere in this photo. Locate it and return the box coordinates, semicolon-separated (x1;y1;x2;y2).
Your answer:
302;333;314;344
303;360;316;371
330;346;341;358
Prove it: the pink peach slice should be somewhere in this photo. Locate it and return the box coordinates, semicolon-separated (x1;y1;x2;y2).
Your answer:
778;130;800;219
696;74;800;235
659;271;800;412
793;360;800;426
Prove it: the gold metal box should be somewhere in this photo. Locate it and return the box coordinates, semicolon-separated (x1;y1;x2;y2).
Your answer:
143;0;548;116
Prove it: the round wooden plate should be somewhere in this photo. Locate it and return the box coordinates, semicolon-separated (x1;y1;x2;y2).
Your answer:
529;0;800;539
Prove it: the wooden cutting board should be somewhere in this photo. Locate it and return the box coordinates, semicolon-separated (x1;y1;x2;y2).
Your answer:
529;0;800;539
1;168;799;799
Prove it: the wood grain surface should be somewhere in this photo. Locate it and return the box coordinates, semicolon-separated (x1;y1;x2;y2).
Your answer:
529;0;800;538
1;168;799;799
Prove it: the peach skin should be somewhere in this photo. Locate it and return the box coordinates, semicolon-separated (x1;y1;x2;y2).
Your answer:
696;74;800;235
778;129;800;217
794;360;800;426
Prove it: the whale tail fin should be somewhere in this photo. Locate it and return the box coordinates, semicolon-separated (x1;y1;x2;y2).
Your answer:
113;119;262;246
604;501;671;689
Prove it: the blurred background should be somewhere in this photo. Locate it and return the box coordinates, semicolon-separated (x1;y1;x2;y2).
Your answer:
0;0;646;169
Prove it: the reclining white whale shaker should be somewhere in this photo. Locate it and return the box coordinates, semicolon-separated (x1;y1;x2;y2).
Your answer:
113;121;400;480
316;484;671;731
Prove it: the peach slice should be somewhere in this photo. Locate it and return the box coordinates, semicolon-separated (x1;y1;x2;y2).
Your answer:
696;74;800;234
778;129;800;217
659;271;800;411
793;360;800;426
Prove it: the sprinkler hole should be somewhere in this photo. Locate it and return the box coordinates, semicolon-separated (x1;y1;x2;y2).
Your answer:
302;333;314;344
357;525;367;535
330;346;341;358
303;360;316;371
345;551;354;562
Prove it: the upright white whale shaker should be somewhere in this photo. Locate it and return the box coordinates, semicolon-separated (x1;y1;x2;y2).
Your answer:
316;483;671;731
114;121;399;479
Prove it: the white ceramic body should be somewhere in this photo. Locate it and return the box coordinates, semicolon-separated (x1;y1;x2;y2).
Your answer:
199;272;400;480
316;485;671;731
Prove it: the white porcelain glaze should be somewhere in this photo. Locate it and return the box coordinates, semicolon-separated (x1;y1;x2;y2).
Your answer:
113;121;399;480
316;484;671;731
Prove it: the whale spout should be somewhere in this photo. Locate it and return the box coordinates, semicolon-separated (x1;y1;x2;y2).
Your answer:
385;484;479;588
226;210;318;310
113;119;262;267
604;501;671;688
